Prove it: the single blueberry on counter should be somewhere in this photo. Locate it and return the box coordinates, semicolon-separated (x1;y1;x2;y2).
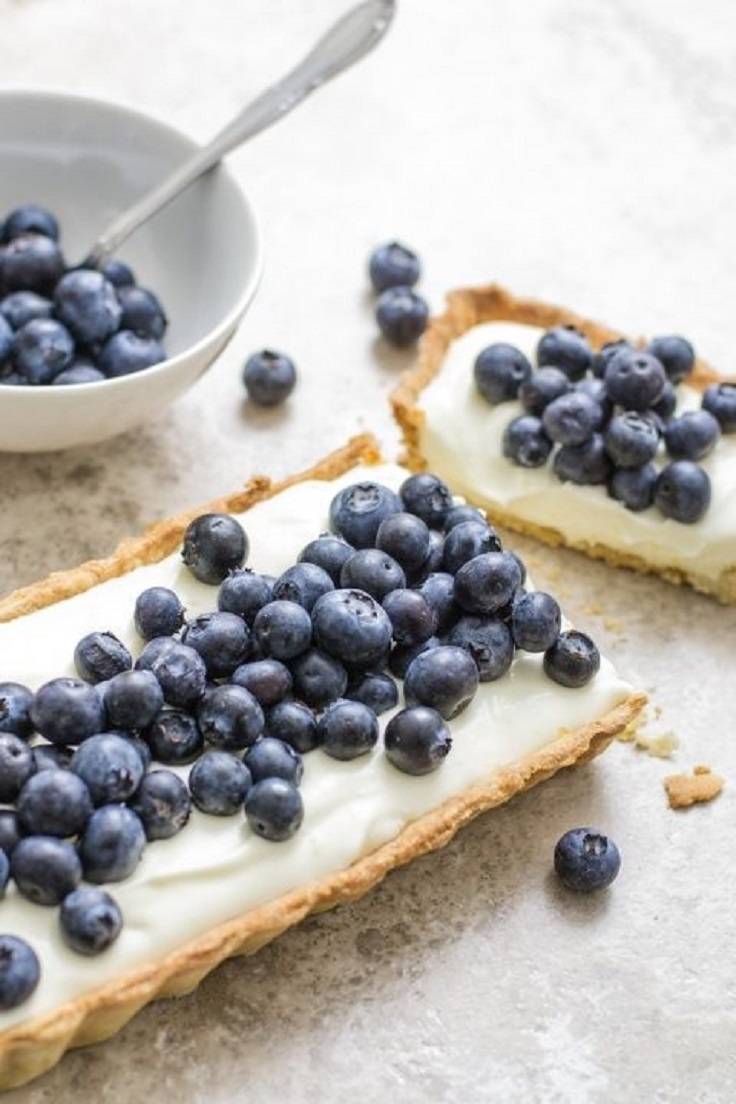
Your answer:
182;513;248;585
11;835;82;906
554;827;621;892
543;630;600;688
375;286;429;347
244;777;304;842
189;750;253;816
368;241;421;293
242;349;297;406
0;935;41;1011
59;886;123;955
474;342;532;404
384;706;452;775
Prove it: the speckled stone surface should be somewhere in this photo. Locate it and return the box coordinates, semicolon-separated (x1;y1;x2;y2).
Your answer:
1;0;736;1100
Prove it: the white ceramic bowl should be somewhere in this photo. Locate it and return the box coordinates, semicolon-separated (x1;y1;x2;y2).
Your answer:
0;89;262;452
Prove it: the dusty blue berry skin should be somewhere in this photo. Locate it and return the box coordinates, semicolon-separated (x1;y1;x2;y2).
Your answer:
346;670;399;716
544;630;600;688
74;630;132;684
253;599;313;661
16;768;93;838
400;472;453;530
447;615;514;682
537;326;593;381
12;317;74;383
1;232;65;294
0;850;8;895
54;269;122;345
145;709;203;765
646;335;695;384
312;588;393;668
182;513;248;585
0;686;31;740
134;586;185;640
442;521;502;575
59;886;123;955
553;434;612;486
375;286;429;347
244;737;304;784
265;700;319;753
0;733;35;803
502;414;554;468
330;481;403;549
78;805;146;884
189;750;253;816
388;636;440;680
71;733;145;806
369;241;421;292
317;700;379;761
31;743;74;773
542;390;603;446
340;548;406;601
129;770;191;840
417;572;459;635
404;645;479;719
382;588;438;647
4;204;59;242
474;342;532;404
182;612;250;678
243;349;297;406
604;348;667;410
384;706;452;776
375;512;431;577
11;835;82;905
218;570;274;623
244;777;304;841
453;551;523;616
103;669;164;730
297;534;355;585
0;811;21;857
197;684;264;752
135;636;178;671
654;461;711;524
511;591;561;652
53;363;105;385
663;410;720;461
117;284;167;340
272;562;334;612
701;382;736;432
100;258;135;287
443;504;485;532
609;463;658;512
0;290;53;330
98;330;165;377
604;412;660;469
230;659;293;708
30;677;105;745
0;313;15;367
519;366;572;416
554;828;621;891
149;642;207;708
592;339;632;379
0;935;41;1010
290;648;348;710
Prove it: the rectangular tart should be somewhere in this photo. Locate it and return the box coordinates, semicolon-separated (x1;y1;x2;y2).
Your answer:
0;434;644;1089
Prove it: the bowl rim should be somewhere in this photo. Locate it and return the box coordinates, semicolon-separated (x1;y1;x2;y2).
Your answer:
0;85;264;399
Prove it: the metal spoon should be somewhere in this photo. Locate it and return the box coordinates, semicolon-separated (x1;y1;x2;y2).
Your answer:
84;0;396;268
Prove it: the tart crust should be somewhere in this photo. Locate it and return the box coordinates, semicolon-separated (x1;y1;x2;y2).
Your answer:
391;283;736;603
0;433;645;1089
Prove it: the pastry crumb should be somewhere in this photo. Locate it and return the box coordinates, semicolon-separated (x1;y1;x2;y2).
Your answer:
603;617;623;633
664;766;724;809
616;708;679;758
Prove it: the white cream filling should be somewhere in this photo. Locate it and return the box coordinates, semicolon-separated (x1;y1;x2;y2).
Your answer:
417;323;736;582
0;464;633;1030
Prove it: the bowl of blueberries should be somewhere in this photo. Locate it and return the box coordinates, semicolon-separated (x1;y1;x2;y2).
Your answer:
0;89;262;452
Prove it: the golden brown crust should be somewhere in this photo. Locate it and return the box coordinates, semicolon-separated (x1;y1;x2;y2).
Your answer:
0;432;646;1089
390;282;735;603
664;765;725;809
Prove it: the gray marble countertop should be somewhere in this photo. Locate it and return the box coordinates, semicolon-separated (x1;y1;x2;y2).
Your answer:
1;1;736;1100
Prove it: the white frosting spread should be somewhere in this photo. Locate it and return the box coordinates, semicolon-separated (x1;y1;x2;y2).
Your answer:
0;464;632;1030
418;322;736;583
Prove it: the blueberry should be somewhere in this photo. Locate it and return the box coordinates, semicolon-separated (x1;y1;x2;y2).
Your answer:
197;683;264;751
218;569;274;622
340;548;406;601
502;414;554;468
4;204;59;241
415;528;446;580
182;513;248;585
382;588;437;646
608;463;658;512
0;935;40;1010
134;586;185;639
30;677;105;745
403;644;479;719
252;599;312;661
0;811;21;857
544;630;600;688
54;269;122;345
473;343;532;403
272;562;334;612
368;241;421;292
453;551;523;616
654;460;711;524
591;338;632;379
230;658;292;708
375;286;429;346
603;411;660;469
135;635;178;671
701;383;736;433
646;335;695;384
0;313;14;368
116;284;167;339
98;330;165;376
417;572;459;635
311;588;393;667
442;520;503;575
345;670;399;715
576;376;614;422
0;290;53;330
384;706;451;775
149;642;207;708
242;349;297;406
0;733;35;803
74;630;132;684
118;731;152;772
554;827;621;891
1;232;65;293
447;615;514;681
290;647;348;710
264;700;319;753
145;709;203;764
189;750;253;815
536;325;592;381
244;777;304;841
0;852;8;898
52;363;106;385
103;669;164;730
244;736;304;784
510;591;561;652
12;317;74;384
604;348;667;411
0;681;34;739
31;742;74;773
542;390;603;446
375;511;431;578
297;534;355;585
443;504;486;532
100;258;135;288
59;886;123;955
399;471;453;529
650;379;678;422
16;768;93;837
11;835;82;905
182;611;250;678
128;769;191;840
519;366;572;416
317;699;379;761
663;410;720;461
78;804;146;884
388;635;441;680
329;481;403;549
553;434;612;486
70;732;144;806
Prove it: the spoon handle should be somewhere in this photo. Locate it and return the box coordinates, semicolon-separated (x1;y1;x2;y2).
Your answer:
86;0;395;266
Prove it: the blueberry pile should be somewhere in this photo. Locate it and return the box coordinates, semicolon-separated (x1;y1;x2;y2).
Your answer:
0;203;167;386
0;470;601;1010
369;241;429;347
475;325;736;524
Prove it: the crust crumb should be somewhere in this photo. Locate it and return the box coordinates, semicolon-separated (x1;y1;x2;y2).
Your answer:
664;766;724;809
616;708;679;758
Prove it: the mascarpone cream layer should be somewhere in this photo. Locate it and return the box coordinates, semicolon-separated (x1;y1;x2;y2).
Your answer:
418;323;736;582
0;464;632;1030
